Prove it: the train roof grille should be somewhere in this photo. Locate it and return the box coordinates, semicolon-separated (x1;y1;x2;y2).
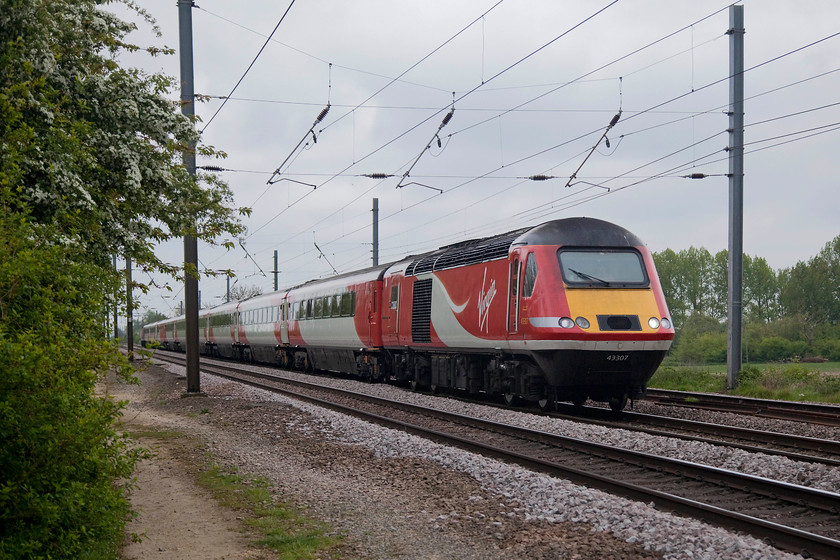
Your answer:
407;228;528;276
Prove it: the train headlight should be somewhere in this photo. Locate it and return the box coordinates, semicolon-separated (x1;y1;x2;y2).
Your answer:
648;317;660;329
661;318;672;329
575;317;590;329
559;317;575;329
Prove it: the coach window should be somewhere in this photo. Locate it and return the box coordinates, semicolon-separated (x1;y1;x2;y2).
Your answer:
523;253;538;298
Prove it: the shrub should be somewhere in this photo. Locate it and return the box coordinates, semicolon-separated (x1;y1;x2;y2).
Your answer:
671;332;727;364
814;338;840;362
0;216;143;559
752;336;808;362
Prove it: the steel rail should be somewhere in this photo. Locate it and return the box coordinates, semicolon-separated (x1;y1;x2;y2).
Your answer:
645;388;840;426
550;405;840;467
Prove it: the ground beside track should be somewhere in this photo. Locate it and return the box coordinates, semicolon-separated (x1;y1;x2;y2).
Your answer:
112;361;664;560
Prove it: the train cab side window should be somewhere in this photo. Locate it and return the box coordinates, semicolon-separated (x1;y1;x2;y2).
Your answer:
390;285;399;310
523;253;538;298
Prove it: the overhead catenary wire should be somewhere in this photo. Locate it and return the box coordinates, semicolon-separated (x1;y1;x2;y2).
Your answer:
246;0;623;240
197;5;840;290
396;108;455;191
260;67;840;281
200;0;298;133
327;29;840;244
265;103;331;185
244;1;732;252
196;5;454;95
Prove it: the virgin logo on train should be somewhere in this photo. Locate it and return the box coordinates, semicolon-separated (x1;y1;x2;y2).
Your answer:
477;267;497;333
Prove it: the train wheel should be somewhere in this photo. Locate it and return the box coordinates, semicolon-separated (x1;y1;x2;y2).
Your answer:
503;392;519;407
409;379;420;392
538;395;556;412
608;394;628;412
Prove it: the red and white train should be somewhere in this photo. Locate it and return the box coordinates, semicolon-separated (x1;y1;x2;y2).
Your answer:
142;217;674;411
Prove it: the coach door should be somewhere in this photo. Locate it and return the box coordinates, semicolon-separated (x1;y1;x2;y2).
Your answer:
508;256;521;334
279;301;290;344
382;275;400;340
232;310;240;344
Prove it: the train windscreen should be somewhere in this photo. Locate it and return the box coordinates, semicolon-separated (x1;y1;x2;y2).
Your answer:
557;249;648;287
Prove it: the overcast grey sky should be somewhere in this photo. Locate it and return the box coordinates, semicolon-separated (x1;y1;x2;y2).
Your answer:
109;1;840;318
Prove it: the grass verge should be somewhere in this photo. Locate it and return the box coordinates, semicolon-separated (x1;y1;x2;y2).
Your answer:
196;462;342;559
649;362;840;403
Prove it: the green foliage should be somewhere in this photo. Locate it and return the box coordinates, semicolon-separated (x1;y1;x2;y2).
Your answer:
750;336;808;363
0;0;246;280
815;337;840;361
735;364;840;402
1;1;253;556
0;213;145;559
779;236;840;340
650;363;840;403
655;236;840;368
648;365;727;393
668;313;726;364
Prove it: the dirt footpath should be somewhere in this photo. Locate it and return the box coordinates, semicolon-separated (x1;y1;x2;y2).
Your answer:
121;440;264;560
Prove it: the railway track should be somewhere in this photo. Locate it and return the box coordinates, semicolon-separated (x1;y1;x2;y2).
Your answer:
553;404;840;467
153;351;840;559
645;388;840;426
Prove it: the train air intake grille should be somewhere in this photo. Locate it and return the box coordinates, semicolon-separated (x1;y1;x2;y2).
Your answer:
412;279;433;343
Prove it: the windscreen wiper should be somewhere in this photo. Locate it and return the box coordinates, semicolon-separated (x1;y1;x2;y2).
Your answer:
569;268;610;286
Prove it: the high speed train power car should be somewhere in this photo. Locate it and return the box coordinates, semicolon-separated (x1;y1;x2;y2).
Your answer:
142;217;674;411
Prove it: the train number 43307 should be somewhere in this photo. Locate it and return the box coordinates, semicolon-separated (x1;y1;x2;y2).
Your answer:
606;354;630;362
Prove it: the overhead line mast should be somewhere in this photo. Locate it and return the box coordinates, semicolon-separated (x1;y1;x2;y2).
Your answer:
727;5;745;390
178;0;201;394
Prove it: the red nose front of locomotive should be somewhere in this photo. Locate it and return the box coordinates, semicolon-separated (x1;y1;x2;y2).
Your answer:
511;243;674;390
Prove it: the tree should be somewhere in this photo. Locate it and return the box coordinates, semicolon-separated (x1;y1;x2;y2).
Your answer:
652;247;719;327
709;250;728;320
744;255;780;323
1;1;248;556
230;283;264;301
0;0;247;278
779;234;840;344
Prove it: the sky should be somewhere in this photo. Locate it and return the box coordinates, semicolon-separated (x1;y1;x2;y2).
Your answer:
105;0;840;320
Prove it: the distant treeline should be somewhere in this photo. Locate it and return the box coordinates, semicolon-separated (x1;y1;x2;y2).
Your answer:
652;234;840;364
